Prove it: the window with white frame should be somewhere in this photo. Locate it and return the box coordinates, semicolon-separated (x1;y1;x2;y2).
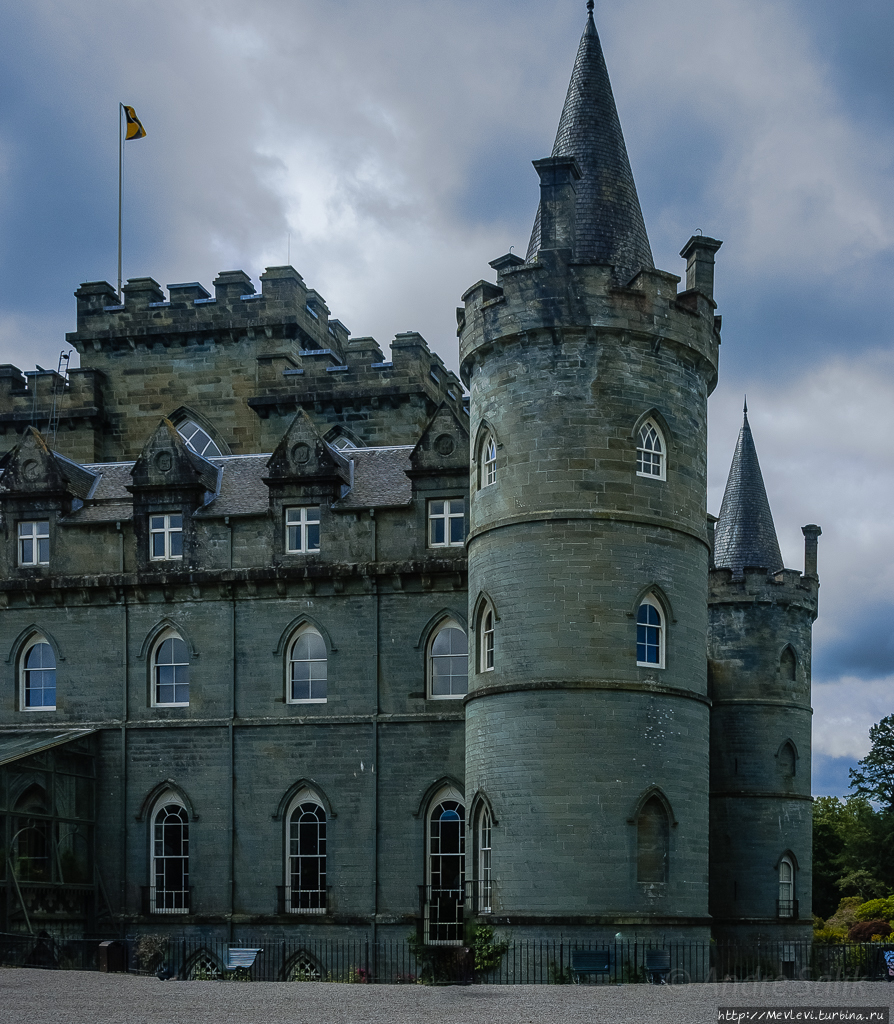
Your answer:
289;627;327;703
21;638;56;711
151;796;189;913
153;634;190;707
286;793;327;913
149;514;183;560
778;857;795;917
426;788;465;944
478;806;493;913
177;420;222;458
285;507;321;553
480;606;495;672
636;595;664;668
480;433;497;488
18;521;49;566
428;621;468;699
428;499;465;548
636;420;666;480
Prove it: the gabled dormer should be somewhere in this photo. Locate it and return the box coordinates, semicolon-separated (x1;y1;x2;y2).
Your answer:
409;403;469;480
128;419;221;570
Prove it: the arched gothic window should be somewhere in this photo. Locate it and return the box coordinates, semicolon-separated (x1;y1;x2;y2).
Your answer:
779;741;797;778
636;420;666;480
426;788;465;943
177;420;222;458
480;433;497;489
780;647;797;683
288;627;327;703
286;794;327;914
21;638;56;710
637;796;669;883
778;856;795;918
428;621;468;699
478;605;495;673
636;595;665;668
151;797;189;913
477;805;493;914
153;634;190;707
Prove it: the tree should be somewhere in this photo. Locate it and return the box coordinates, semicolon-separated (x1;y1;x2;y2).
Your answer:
850;715;894;812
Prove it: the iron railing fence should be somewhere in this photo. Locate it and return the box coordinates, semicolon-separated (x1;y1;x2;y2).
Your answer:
0;932;892;984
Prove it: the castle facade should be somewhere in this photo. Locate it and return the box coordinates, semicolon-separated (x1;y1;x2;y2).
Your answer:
0;8;817;950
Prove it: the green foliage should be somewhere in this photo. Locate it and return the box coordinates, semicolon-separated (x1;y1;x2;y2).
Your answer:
854;897;894;923
813;924;846;944
134;934;168;973
469;925;510;974
850;715;894;811
812;796;894;919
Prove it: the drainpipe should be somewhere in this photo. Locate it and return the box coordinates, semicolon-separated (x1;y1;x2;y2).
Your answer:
228;590;236;942
370;508;379;951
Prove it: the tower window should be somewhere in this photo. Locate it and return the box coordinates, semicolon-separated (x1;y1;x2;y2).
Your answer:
780;647;797;683
480;434;497;489
149;514;183;560
636;420;665;480
21;639;56;711
779;741;797;778
19;521;50;566
637;796;669;883
428;499;465;547
636;595;665;668
480;607;495;672
426;789;465;944
286;507;321;553
778;857;795;918
428;621;468;699
477;806;493;914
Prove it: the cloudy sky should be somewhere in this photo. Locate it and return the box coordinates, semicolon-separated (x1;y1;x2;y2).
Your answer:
2;0;892;797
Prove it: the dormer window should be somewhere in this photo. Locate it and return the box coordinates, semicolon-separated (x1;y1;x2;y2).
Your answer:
18;521;49;566
286;507;321;553
150;514;183;560
177;421;222;458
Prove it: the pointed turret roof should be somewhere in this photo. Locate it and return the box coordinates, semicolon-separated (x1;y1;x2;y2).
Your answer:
526;5;654;281
713;407;783;577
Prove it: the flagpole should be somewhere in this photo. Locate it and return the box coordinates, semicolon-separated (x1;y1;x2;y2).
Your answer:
117;102;123;301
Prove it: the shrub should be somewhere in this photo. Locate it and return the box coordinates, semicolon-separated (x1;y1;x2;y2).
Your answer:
848;919;892;942
854;897;894;923
134;934;168;973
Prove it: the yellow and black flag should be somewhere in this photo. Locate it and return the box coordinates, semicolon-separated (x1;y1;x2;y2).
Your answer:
123;105;146;140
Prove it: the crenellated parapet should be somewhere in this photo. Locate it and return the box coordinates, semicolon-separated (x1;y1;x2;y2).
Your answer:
709;565;819;617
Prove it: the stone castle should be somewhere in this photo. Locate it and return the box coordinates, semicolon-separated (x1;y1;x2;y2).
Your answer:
0;8;818;951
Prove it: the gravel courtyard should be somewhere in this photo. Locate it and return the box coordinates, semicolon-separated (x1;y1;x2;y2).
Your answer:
1;971;893;1024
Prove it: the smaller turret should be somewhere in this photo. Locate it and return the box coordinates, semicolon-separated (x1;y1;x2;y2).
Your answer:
708;409;818;944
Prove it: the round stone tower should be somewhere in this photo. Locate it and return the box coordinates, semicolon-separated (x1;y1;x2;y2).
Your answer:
708;410;819;944
457;7;722;940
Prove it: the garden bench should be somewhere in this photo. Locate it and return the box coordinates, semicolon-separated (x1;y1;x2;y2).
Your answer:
644;948;671;984
570;949;611;983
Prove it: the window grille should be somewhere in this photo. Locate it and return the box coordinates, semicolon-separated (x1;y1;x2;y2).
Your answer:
152;803;189;913
636;421;665;479
287;801;327;913
426;797;465;943
23;641;56;710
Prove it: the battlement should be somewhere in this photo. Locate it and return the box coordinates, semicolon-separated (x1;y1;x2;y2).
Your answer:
709;564;819;617
68;265;344;360
458;245;720;388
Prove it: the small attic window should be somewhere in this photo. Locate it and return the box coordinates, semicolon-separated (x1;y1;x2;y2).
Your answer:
178;421;222;458
331;437;356;452
305;304;319;320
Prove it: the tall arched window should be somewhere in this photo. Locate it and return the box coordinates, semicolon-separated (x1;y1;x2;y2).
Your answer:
152;797;189;913
779;741;797;778
780;647;797;683
636;419;666;480
479;605;495;673
21;638;56;710
477;806;493;914
153;633;190;707
426;788;465;943
428;621;468;699
286;793;327;913
177;420;222;458
480;433;497;489
636;595;665;668
288;627;327;703
637;796;669;883
778;856;795;918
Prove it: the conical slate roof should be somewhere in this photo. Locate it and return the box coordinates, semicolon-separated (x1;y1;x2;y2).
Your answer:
713;409;783;577
526;7;654;281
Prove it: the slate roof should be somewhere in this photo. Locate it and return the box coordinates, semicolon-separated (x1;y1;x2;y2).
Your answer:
526;9;654;282
0;729;97;766
713;410;784;577
333;447;413;509
57;446;414;523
